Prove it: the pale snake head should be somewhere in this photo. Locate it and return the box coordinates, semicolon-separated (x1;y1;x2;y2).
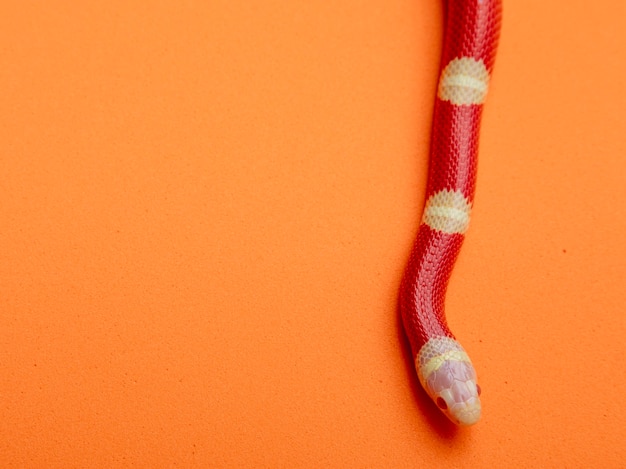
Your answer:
416;336;482;425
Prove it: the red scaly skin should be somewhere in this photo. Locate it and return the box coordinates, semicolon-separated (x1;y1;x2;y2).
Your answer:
399;0;502;426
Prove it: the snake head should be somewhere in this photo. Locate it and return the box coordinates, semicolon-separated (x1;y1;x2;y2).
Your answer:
415;336;482;426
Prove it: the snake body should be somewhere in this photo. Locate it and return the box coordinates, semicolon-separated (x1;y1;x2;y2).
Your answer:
399;0;502;425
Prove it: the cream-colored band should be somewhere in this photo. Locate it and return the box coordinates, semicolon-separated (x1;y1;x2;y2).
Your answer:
438;57;490;105
420;350;471;380
421;189;472;234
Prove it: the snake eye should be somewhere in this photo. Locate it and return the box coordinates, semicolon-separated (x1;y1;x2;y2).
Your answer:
436;397;448;410
476;384;482;396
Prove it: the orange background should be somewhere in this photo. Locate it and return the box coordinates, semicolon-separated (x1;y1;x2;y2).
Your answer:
1;1;625;467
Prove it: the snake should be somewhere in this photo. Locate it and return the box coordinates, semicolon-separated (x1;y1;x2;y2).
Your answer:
398;0;502;426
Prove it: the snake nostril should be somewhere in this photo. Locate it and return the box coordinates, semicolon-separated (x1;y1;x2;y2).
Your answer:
476;384;482;396
436;397;448;410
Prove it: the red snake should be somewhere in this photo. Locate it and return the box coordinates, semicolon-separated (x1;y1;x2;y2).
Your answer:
399;0;502;425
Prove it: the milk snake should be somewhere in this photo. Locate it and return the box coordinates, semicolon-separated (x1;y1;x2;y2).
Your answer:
398;0;502;425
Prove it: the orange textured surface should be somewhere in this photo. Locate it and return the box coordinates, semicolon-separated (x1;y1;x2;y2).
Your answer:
1;1;625;467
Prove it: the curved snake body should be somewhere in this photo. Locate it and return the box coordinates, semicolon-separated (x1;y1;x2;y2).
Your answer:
399;0;502;426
